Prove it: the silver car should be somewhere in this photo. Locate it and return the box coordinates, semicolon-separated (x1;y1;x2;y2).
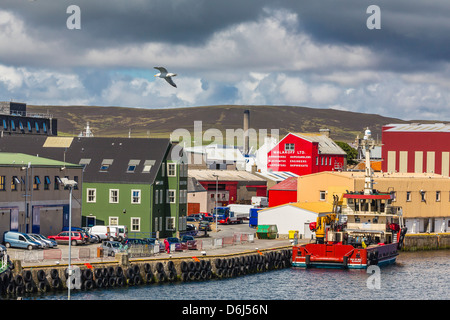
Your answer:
30;234;57;248
101;241;125;257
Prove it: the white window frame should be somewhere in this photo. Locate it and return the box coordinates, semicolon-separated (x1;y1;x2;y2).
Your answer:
87;188;96;203
131;217;141;232
167;189;176;204
131;189;141;204
319;190;326;201
284;143;295;151
167;163;177;177
166;217;176;231
109;217;119;225
109;189;119;204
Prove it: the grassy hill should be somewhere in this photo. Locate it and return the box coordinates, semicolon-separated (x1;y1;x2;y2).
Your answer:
27;104;414;143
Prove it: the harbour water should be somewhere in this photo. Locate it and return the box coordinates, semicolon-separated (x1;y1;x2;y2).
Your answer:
23;250;449;300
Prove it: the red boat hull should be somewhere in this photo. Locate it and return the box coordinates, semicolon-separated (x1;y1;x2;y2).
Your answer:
292;242;398;269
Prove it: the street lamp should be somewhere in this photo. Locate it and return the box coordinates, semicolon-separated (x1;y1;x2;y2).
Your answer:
212;174;218;232
60;177;77;300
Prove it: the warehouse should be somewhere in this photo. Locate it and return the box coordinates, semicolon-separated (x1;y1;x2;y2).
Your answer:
297;171;450;234
267;176;298;207
258;202;333;239
267;130;346;176
382;123;450;177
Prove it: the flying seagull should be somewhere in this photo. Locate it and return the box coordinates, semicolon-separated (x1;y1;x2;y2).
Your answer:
154;67;177;88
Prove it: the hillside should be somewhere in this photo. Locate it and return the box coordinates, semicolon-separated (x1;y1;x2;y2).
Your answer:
27;104;411;143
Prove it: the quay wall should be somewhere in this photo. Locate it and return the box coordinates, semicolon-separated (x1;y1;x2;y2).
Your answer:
0;246;292;298
403;233;450;251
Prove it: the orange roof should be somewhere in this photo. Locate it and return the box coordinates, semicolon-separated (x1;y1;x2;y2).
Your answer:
353;161;382;171
269;176;298;191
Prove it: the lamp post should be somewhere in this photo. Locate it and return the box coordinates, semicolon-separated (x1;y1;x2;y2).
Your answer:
212;174;218;232
60;177;77;300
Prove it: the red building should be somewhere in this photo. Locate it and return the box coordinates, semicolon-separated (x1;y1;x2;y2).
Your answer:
267;132;346;176
268;176;298;207
382;123;450;176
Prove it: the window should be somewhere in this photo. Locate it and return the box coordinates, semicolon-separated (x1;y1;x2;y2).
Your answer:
159;190;163;204
143;165;152;173
87;188;96;203
420;191;426;202
155;190;159;204
0;176;5;191
127;165;136;173
54;176;62;190
127;160;140;173
100;159;113;172
168;163;176;177
33;176;40;190
166;217;176;231
284;143;295;151
109;189;119;203
319;191;326;201
179;190;187;204
131;217;140;232
436;191;441;202
406;191;412;202
131;189;141;204
143;160;155;173
109;217;119;225
11;176;20;191
44;176;51;190
167;190;176;203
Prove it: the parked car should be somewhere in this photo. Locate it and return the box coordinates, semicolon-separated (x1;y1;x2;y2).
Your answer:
198;221;212;231
28;234;51;248
30;234;57;248
187;214;203;222
143;238;157;245
88;225;111;241
123;238;146;247
181;235;198;250
166;237;183;251
3;231;42;250
48;231;86;246
101;241;124;257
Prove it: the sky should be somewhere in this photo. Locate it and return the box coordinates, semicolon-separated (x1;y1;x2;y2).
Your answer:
1;0;450;121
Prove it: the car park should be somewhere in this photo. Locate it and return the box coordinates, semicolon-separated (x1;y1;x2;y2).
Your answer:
101;241;124;257
3;231;42;250
48;231;86;246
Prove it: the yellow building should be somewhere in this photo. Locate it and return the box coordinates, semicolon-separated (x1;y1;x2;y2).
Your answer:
297;171;450;234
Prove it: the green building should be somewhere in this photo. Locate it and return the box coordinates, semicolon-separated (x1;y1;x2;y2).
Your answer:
0;136;188;238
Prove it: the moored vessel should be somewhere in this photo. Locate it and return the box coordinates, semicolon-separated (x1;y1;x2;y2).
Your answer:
292;128;407;269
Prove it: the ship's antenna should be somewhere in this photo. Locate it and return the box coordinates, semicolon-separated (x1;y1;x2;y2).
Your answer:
362;127;375;195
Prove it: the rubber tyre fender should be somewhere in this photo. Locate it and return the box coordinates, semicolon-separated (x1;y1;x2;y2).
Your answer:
22;270;32;283
181;261;188;272
84;279;94;290
115;266;124;278
214;258;222;269
37;270;46;282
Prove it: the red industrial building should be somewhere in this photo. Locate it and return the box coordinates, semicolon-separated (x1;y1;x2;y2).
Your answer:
267;131;346;176
382;123;450;176
268;176;298;207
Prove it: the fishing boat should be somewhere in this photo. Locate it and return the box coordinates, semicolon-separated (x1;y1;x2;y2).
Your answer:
292;128;407;269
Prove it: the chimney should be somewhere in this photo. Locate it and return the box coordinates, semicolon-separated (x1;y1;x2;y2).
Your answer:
243;109;250;155
319;128;330;138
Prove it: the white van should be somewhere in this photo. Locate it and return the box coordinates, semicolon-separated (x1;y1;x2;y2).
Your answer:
108;225;128;242
89;225;110;241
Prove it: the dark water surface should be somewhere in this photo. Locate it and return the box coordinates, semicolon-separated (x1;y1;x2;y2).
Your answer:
26;250;449;300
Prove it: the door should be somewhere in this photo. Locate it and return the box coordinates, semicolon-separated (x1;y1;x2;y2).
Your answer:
32;206;40;234
10;209;19;232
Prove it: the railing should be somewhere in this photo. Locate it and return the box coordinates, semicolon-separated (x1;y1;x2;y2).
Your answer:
7;232;256;263
0;254;9;273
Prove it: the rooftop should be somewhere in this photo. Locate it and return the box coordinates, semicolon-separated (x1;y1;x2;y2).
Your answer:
384;123;450;132
0;152;80;168
290;132;346;155
189;169;265;182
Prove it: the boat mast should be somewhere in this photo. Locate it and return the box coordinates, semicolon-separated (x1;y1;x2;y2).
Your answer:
362;128;375;195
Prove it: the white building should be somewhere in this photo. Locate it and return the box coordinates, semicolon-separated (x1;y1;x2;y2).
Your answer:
258;202;333;239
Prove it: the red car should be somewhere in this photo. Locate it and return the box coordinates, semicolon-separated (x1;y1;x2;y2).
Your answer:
181;235;198;250
48;231;86;246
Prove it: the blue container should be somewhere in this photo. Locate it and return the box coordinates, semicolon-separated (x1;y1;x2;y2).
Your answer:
249;208;261;228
